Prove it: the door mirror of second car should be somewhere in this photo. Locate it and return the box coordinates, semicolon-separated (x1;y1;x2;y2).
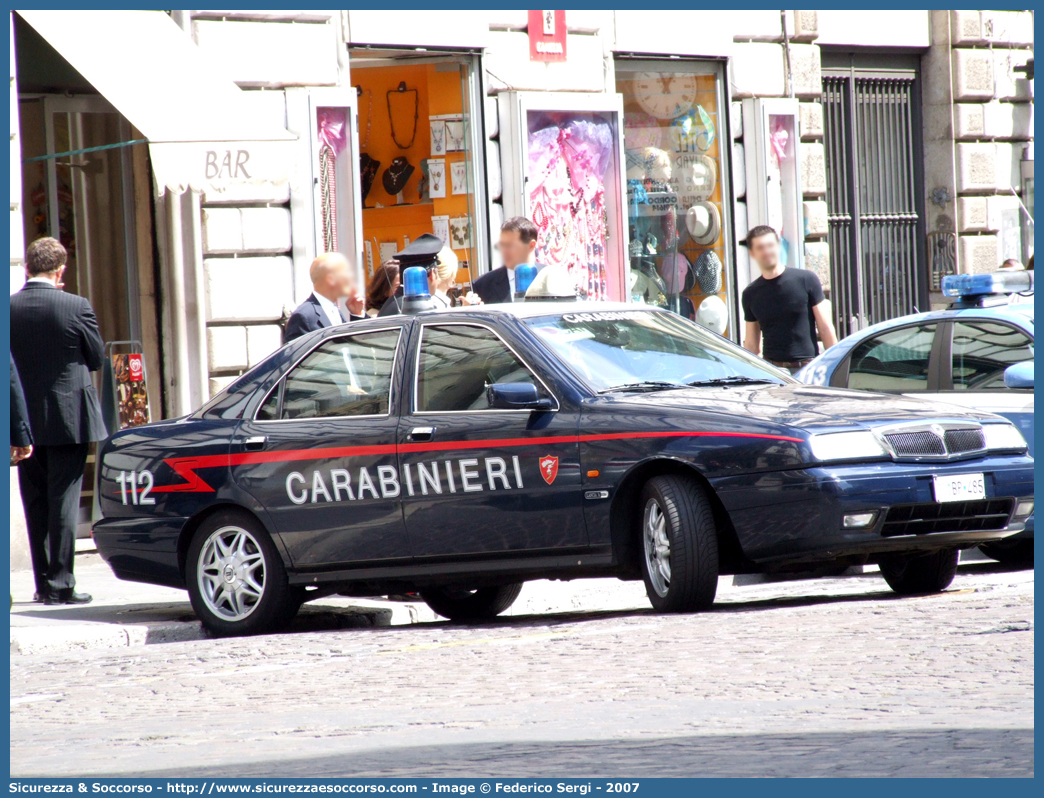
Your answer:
1004;361;1034;390
486;382;554;411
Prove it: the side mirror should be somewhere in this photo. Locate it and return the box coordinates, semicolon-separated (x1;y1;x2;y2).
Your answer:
486;382;553;411
1004;361;1034;389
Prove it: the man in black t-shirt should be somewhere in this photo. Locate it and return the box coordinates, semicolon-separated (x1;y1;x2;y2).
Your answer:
741;226;837;374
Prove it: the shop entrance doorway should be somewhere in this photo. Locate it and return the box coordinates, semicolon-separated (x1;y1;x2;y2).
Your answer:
348;49;486;310
17;94;159;535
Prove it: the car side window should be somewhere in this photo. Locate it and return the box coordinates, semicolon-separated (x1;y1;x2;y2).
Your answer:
951;320;1034;390
847;324;936;392
416;324;548;412
278;329;400;420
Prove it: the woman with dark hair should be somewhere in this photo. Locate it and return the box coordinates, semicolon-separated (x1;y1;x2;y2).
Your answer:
366;261;400;317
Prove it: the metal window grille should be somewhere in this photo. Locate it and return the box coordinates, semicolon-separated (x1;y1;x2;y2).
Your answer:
823;68;928;338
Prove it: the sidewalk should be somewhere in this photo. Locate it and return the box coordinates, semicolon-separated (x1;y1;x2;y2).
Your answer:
10;546;999;656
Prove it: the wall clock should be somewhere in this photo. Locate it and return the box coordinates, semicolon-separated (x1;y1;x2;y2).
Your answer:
632;72;698;120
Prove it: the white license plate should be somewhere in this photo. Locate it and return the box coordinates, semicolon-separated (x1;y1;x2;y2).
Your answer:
933;473;986;503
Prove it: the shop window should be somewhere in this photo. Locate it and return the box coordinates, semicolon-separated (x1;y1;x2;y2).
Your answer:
615;61;733;338
498;93;628;301
348;50;484;301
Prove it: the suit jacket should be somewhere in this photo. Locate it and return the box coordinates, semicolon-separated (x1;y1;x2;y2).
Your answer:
472;263;547;305
10;281;106;446
10;353;33;448
283;293;364;344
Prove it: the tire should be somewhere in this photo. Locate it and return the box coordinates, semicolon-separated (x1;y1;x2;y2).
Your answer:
979;540;1034;569
420;583;523;622
186;509;298;636
879;548;959;595
639;475;719;613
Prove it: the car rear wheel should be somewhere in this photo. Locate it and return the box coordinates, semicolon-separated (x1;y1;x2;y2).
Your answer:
879;548;959;595
420;584;523;622
978;540;1033;569
186;509;298;636
639;475;719;612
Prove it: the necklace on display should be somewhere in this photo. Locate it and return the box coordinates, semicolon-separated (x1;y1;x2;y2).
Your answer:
355;85;373;150
387;81;419;150
431;124;445;153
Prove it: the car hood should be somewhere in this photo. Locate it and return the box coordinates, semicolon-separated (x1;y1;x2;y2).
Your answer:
607;384;1004;431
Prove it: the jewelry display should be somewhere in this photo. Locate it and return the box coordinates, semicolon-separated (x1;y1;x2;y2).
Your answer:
382;156;415;197
430;120;446;156
445;120;465;152
431;215;450;246
355;85;373;150
359;153;380;206
427;159;446;199
450;160;468;195
387;81;419;150
316;109;347;252
450;216;471;249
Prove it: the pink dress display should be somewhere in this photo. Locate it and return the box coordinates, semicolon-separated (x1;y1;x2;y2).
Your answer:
527;115;615;300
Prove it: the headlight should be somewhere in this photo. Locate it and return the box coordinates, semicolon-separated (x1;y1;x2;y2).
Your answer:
982;423;1028;451
808;431;888;462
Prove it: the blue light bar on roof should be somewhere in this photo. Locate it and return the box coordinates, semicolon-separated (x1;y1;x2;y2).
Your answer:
941;270;1034;297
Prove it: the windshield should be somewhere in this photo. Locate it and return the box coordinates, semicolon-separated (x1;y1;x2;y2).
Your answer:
525;310;789;392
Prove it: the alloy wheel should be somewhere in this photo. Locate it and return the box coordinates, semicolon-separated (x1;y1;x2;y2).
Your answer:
197;525;266;621
643;499;671;597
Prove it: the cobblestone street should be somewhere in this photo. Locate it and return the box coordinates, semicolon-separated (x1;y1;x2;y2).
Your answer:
9;560;1034;778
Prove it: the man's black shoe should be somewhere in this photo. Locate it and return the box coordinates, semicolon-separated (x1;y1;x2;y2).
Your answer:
43;590;92;605
33;591;46;603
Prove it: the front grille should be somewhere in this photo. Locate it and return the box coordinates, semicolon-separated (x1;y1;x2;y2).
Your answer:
885;431;946;456
944;428;986;454
881;498;1014;537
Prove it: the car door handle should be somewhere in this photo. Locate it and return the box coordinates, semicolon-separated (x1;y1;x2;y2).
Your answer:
408;426;435;442
243;436;267;451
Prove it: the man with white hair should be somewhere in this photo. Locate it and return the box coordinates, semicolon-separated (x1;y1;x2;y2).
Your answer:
283;252;365;343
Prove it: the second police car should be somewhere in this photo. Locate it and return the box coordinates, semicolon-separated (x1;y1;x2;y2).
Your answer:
94;291;1034;635
796;271;1034;566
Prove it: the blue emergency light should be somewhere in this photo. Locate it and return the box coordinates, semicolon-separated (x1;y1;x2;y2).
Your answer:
401;265;434;314
514;263;537;299
941;270;1033;298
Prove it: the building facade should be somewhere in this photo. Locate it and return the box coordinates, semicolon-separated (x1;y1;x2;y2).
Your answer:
10;9;1035;425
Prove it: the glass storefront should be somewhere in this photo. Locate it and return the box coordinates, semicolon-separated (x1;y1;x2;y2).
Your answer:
348;49;483;298
615;60;734;339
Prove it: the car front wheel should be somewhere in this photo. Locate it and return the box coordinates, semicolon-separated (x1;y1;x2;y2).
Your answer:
639;475;719;612
879;548;959;595
186;509;298;636
420;584;523;622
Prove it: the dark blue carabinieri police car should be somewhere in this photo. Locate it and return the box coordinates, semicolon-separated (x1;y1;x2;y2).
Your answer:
94;303;1034;635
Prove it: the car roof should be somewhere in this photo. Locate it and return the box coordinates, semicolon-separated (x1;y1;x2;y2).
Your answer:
416;301;647;320
842;301;1034;342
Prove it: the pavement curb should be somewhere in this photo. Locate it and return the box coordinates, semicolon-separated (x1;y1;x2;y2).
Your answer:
10;605;396;656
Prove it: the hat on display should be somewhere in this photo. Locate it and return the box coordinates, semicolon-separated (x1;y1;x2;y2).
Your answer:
693;250;724;294
395;233;444;270
382;156;415;195
659;251;694;295
685;201;721;246
680;154;717;201
640;147;672;183
695;294;728;335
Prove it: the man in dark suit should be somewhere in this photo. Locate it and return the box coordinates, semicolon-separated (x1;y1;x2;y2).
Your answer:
10;353;33;464
11;237;106;605
472;216;546;304
283;252;366;343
